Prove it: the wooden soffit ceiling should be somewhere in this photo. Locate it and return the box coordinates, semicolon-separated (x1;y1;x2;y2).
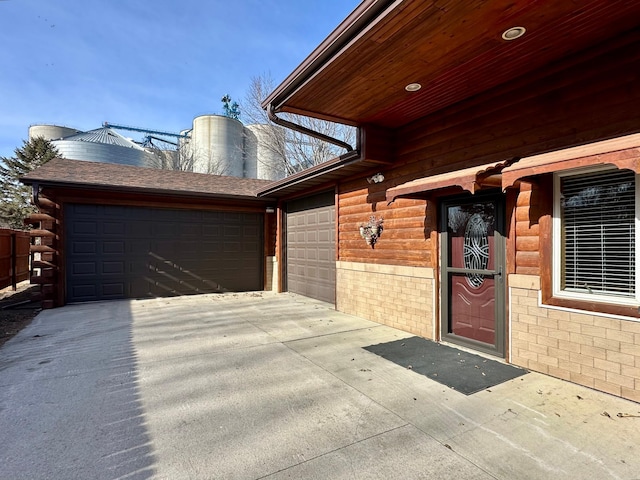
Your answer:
265;0;640;129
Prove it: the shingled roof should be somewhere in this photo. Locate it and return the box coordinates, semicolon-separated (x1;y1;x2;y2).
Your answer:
21;158;274;201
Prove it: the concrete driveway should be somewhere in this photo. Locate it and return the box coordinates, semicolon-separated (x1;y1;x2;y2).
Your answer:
1;292;639;480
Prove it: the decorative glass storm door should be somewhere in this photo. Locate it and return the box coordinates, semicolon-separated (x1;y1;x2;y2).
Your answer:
441;195;505;356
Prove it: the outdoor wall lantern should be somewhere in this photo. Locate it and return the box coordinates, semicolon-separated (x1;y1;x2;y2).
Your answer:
359;215;384;247
367;173;385;184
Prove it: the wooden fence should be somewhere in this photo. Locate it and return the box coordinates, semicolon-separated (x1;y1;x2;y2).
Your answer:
0;229;30;290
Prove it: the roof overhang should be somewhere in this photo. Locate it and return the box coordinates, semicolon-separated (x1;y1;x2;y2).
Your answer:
256;150;368;198
262;0;396;122
21;178;275;203
264;0;640;129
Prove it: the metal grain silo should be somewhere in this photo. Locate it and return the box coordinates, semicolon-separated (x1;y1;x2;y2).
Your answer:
244;124;286;180
50;127;150;167
29;124;81;141
191;115;243;176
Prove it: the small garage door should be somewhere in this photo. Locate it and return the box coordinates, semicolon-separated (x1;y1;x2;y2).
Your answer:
65;204;263;303
285;191;336;304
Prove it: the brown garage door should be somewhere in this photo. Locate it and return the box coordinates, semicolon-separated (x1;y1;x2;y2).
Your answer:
65;204;263;303
285;191;336;304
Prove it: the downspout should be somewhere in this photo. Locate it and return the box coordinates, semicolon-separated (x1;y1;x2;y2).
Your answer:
31;182;41;208
267;104;355;153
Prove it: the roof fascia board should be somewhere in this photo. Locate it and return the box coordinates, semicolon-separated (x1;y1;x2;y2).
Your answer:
19;178;275;203
256;150;361;197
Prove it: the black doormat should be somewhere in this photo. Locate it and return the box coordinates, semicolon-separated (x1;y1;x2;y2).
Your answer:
364;336;527;395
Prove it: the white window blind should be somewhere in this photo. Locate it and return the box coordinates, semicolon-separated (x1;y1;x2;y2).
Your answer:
560;169;635;298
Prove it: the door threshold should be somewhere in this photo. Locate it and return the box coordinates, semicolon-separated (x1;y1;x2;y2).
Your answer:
440;339;507;363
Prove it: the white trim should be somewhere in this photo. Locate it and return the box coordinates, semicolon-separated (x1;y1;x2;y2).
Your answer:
552;166;639;306
552;173;562;297
636;180;640;301
536;290;640;323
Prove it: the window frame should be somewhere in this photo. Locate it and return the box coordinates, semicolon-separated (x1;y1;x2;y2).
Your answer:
552;166;640;307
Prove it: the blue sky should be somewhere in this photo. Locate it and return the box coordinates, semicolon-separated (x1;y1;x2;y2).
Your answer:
0;0;361;159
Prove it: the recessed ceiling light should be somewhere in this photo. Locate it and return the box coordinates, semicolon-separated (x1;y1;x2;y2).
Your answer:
502;26;526;41
405;83;422;92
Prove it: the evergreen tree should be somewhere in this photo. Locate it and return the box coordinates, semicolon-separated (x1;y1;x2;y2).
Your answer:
0;137;60;229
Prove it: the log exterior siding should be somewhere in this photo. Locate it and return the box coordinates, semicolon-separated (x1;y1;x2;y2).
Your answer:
338;191;433;266
329;32;640;402
514;182;542;276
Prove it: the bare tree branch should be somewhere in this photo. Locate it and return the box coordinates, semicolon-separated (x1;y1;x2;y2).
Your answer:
242;73;356;176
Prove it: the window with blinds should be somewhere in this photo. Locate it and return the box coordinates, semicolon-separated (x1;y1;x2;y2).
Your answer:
559;169;636;298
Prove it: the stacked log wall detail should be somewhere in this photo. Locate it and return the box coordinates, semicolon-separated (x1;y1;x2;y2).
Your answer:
338;180;435;267
513;183;542;276
25;199;60;308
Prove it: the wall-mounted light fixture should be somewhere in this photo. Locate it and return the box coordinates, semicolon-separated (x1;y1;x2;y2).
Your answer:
359;215;384;247
367;173;385;184
265;207;276;213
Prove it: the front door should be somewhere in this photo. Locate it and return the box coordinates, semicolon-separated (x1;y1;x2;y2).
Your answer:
440;194;506;356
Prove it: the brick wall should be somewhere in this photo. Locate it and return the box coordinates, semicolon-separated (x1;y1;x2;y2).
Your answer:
336;261;435;339
509;274;640;403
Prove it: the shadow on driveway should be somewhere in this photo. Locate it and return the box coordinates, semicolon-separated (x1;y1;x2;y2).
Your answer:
0;300;156;479
2;292;640;480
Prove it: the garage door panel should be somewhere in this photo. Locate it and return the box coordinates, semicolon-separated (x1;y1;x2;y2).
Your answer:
129;223;152;237
201;242;222;254
224;225;241;237
102;262;124;274
128;261;149;275
103;205;127;217
73;204;98;216
318;229;332;242
202;211;222;221
71;284;97;301
286;191;335;304
102;283;125;297
103;222;125;235
71;241;96;254
175;223;200;236
65;204;263;303
72;221;97;235
153;223;178;237
103;241;125;254
202;225;221;236
129;277;153;298
72;262;96;275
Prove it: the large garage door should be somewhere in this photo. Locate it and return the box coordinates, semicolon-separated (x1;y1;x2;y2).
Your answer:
65;204;263;303
285;191;336;304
